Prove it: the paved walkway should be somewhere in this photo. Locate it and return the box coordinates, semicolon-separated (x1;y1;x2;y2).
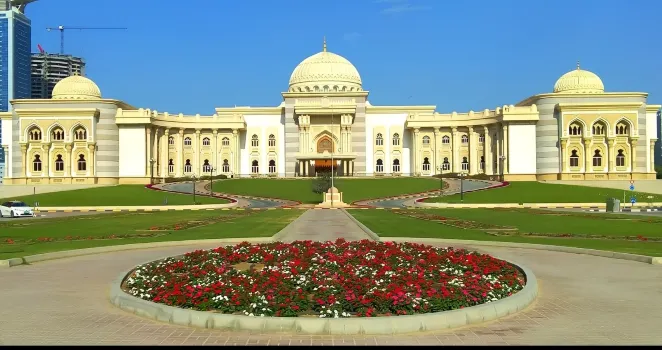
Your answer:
549;180;662;194
0;184;112;198
1;242;661;345
273;209;373;242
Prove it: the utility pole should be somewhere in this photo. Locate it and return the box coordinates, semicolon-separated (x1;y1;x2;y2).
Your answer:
46;26;127;54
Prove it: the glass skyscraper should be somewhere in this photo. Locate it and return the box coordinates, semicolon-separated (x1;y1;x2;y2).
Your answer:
0;6;31;182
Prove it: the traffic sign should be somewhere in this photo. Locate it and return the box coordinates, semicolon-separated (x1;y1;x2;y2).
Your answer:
631;197;637;204
630;180;635;184
630;185;635;191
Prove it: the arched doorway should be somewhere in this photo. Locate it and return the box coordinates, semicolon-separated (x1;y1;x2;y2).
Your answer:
315;136;335;174
317;136;333;153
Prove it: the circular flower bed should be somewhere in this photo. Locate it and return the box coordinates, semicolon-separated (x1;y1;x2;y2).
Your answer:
124;239;525;318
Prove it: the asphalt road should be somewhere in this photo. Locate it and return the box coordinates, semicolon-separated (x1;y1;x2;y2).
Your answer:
0;211;110;221
159;182;282;209
372;179;493;208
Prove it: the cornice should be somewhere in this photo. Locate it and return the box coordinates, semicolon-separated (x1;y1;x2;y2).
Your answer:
366;105;437;113
0;112;12;121
645;105;661;113
11;98;138;110
215;106;283;115
13;108;100;118
282;91;369;99
516;92;649;107
295;107;356;115
555;102;644;112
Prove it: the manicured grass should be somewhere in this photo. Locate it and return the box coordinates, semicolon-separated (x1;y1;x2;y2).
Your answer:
349;209;662;256
0;209;302;259
212;178;443;204
424;181;662;203
0;185;230;207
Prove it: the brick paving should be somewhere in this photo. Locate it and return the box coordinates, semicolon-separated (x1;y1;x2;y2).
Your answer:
272;209;373;242
1;242;661;345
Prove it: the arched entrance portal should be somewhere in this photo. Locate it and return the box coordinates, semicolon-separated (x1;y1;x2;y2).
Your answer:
315;136;336;173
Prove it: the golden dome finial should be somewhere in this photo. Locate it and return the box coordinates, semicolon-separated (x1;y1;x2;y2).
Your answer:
576;60;580;70
323;36;327;52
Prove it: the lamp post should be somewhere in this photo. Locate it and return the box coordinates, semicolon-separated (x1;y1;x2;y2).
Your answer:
499;155;506;182
149;158;155;185
191;173;197;204
459;172;467;202
436;165;443;197
209;167;216;197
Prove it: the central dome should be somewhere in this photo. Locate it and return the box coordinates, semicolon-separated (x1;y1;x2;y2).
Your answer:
52;74;102;100
288;39;362;93
553;63;604;94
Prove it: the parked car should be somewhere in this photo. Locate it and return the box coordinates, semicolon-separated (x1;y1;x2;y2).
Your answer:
0;201;36;218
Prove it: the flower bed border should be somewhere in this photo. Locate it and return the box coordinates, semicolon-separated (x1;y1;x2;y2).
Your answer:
109;248;539;335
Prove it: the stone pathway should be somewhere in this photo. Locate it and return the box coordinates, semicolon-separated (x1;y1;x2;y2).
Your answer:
1;243;661;345
273;209;373;242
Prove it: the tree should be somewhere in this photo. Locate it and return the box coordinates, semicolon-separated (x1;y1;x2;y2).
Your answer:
312;172;332;194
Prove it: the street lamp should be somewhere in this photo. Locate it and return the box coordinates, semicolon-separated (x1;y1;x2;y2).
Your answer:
436;165;443;197
191;173;197;204
498;155;506;182
458;172;467;202
149;158;155;185
209;167;216;197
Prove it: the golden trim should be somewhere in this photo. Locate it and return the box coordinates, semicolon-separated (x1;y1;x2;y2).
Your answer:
555;102;644;112
11;98;137;110
215;107;283;115
282;91;370;99
14;108;100;118
645;105;661;113
516;92;649;106
0;111;12;120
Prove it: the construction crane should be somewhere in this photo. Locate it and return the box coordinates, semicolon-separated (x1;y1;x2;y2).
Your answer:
46;26;127;54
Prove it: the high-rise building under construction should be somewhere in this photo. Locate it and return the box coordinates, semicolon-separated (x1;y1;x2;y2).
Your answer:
31;52;85;99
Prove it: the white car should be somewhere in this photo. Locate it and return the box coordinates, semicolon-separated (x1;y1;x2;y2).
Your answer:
0;201;36;218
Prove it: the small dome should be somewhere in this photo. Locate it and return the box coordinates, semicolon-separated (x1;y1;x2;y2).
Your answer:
553;63;604;94
288;39;362;93
52;75;102;100
327;187;339;193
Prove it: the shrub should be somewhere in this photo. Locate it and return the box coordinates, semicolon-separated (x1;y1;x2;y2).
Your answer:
312;172;332;194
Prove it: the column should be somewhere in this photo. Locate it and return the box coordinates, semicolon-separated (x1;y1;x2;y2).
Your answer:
413;128;420;175
451;127;460;173
177;129;184;177
650;140;656;173
88;144;96;177
43;144;50;177
631;139;638;173
560;139;568;172
469;127;478;175
65;144;72;177
299;126;304;153
194;129;201;175
232;129;239;175
347;127;352;153
433;128;441;173
162;129;170;178
484;126;493;175
495;126;501;175
20;144;27;178
607;139;615;173
502;124;509;175
145;127;151;176
1;146;8;178
583;138;591;173
212;129;218;170
152;128;159;175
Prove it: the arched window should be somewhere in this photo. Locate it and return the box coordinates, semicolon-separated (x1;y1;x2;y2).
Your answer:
442;157;450;171
168;136;175;145
592;150;602;167
392;159;400;173
222;137;230;146
251;134;259;147
422;157;431;172
461;157;469;171
568;123;582;136
461;135;468;144
268;159;276;173
615;122;629;135
376;159;384;173
268;134;276;147
202;137;211;146
77;154;86;171
480;156;485;171
184;137;192;146
55;154;64;172
202;159;211;173
442;136;450;144
222;159;230;173
392;133;400;146
32;155;42;172
168;159;174;173
184;159;192;173
251;160;259;173
422;136;430;145
376;133;383;146
591;123;605;136
52;127;64;141
74;128;87;141
28;127;42;141
569;150;579;168
616;149;626;167
478;134;485;143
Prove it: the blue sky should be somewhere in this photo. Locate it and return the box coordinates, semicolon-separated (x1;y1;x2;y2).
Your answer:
27;0;662;114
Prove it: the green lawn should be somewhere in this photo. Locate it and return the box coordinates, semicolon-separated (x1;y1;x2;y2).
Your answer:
0;185;230;207
424;181;662;203
212;178;443;204
0;209;302;259
349;209;662;256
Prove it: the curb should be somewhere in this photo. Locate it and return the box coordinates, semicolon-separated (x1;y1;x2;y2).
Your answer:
109;253;538;335
380;237;662;265
340;209;381;241
0;238;273;268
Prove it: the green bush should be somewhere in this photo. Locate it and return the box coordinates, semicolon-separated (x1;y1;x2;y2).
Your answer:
312;172;332;194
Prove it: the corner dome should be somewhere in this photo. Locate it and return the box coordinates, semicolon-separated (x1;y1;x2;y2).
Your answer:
288;39;362;93
553;63;604;94
52;74;102;100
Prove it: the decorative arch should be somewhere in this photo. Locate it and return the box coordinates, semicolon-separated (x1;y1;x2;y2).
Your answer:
566;118;587;137
69;123;88;141
613;117;634;136
313;130;339;153
567;145;583;169
46;123;66;141
590;118;610;136
24;123;43;142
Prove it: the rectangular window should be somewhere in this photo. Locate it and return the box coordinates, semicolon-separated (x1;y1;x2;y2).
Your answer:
251;165;259;173
616;156;625;167
222;164;230;173
442;163;450;171
33;162;42;172
569;158;579;167
269;165;276;173
184;164;192;173
461;162;469;171
168;164;174;173
422;163;430;171
376;164;384;173
592;157;602;167
392;164;400;173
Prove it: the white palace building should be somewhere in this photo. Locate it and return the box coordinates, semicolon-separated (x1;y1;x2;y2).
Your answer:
0;40;660;185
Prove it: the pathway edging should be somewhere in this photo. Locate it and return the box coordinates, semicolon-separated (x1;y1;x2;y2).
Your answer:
109;253;538;335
